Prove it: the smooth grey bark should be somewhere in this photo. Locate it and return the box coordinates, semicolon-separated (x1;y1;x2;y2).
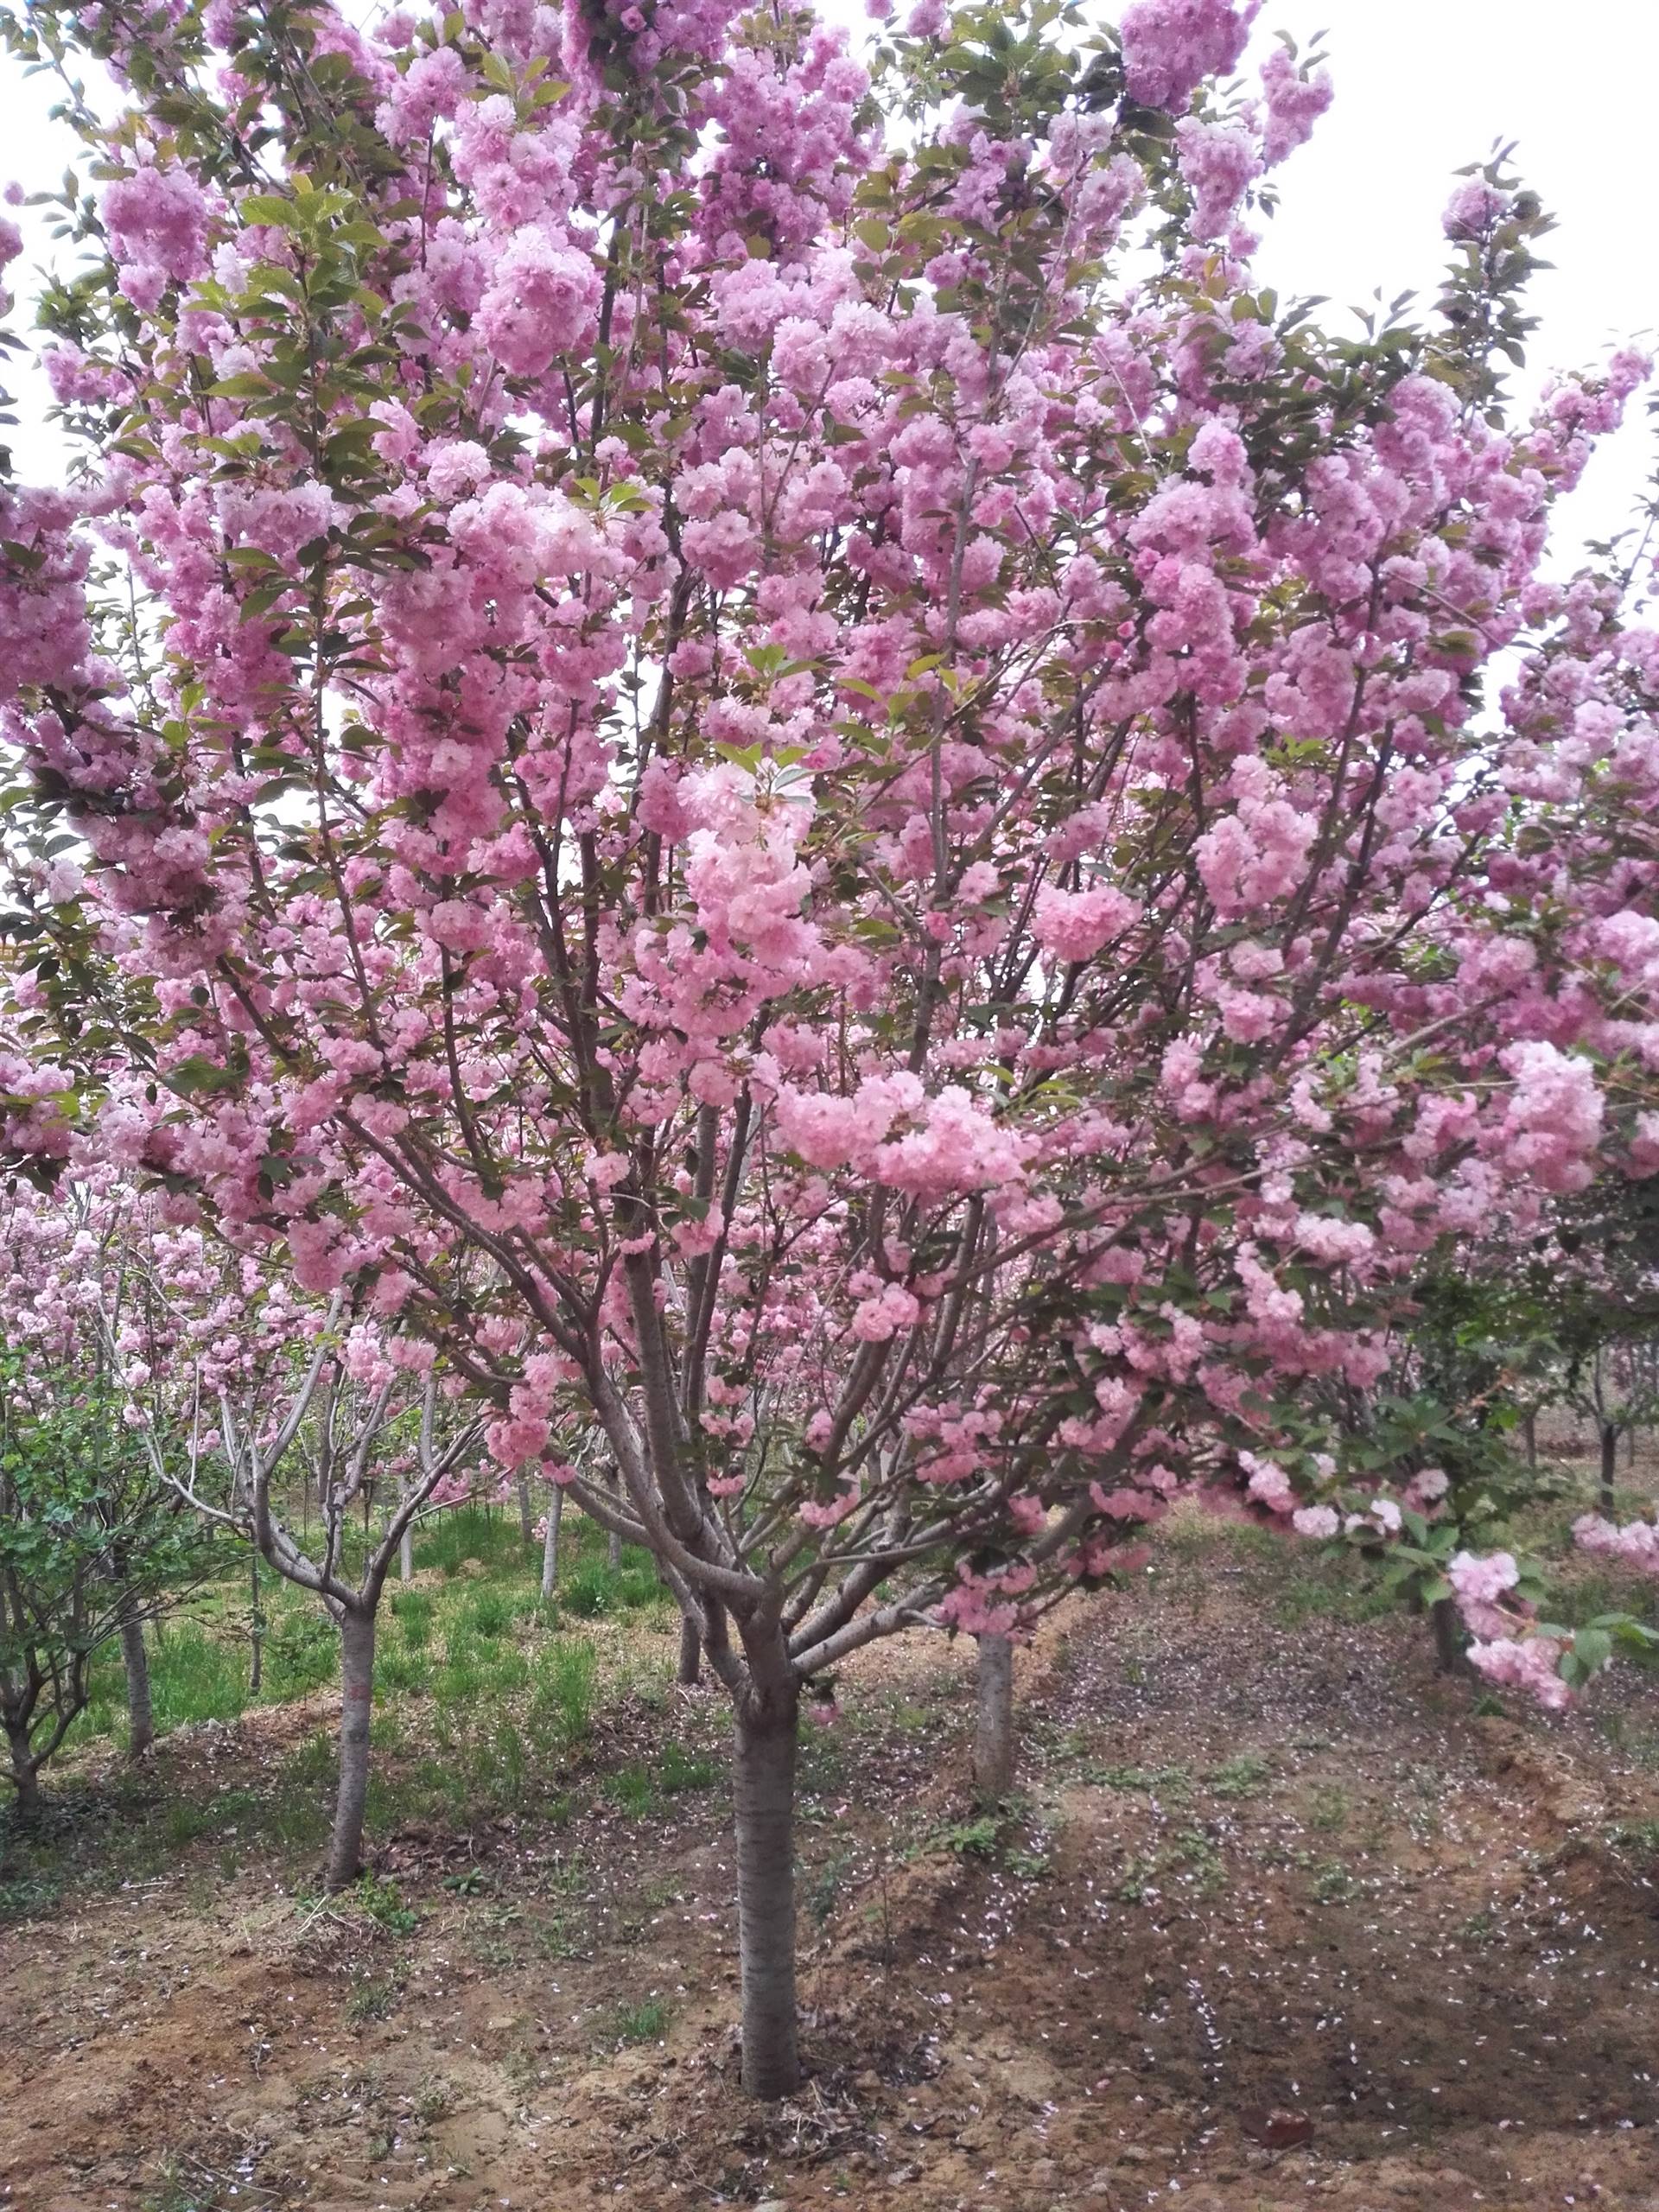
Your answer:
1429;1595;1466;1676
973;1633;1014;1803
399;1523;413;1583
733;1683;802;2098
677;1613;702;1686
608;1520;623;1573
1600;1421;1620;1516
540;1487;563;1600
516;1476;534;1547
325;1607;377;1893
119;1598;154;1758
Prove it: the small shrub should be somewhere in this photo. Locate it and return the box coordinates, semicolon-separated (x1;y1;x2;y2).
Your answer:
356;1872;418;1935
1208;1752;1270;1799
931;1815;998;1859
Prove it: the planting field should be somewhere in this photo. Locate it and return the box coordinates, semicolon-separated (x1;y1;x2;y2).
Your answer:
5;1488;1659;2212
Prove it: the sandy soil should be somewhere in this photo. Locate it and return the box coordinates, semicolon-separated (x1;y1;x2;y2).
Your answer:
5;1528;1659;2212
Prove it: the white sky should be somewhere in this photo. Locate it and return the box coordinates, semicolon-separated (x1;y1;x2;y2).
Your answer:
3;0;1655;558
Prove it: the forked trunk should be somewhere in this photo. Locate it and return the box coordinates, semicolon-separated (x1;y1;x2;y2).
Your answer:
677;1613;702;1686
325;1608;377;1893
973;1633;1014;1803
119;1597;154;1758
540;1489;563;1601
1600;1422;1619;1516
733;1682;801;2098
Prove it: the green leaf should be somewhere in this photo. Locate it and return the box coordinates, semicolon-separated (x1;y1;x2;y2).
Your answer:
237;194;302;231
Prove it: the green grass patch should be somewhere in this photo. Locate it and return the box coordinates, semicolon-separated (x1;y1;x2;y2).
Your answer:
1208;1751;1271;1798
658;1741;719;1795
606;1762;657;1816
607;1996;668;2044
390;1588;435;1647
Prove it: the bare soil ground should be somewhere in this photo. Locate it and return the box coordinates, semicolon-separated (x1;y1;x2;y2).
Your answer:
6;1516;1659;2212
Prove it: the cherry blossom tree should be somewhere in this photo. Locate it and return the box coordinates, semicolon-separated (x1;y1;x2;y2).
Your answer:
0;1166;480;1873
150;1281;483;1889
3;0;1659;2092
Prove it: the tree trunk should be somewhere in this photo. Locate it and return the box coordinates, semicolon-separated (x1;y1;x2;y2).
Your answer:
1600;1422;1619;1516
249;1548;265;1694
973;1633;1014;1803
733;1684;802;2099
604;1465;624;1571
517;1476;534;1547
540;1488;563;1600
1629;1423;1638;1468
325;1608;376;1893
1522;1410;1537;1469
119;1597;154;1758
677;1613;702;1686
399;1522;413;1584
4;1717;40;1826
1429;1595;1466;1676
